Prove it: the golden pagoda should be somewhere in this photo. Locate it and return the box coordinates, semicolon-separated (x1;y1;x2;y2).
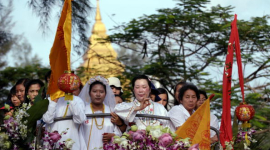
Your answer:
80;0;124;83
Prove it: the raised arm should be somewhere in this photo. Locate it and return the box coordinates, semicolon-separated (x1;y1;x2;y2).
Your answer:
114;98;151;123
42;98;58;124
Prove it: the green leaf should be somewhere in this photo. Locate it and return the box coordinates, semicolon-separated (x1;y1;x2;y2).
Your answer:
253;114;267;121
232;110;239;138
33;86;45;104
25;99;49;134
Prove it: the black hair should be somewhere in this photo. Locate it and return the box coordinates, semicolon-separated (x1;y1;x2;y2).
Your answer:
173;81;186;105
157;88;168;109
198;90;208;99
89;81;106;93
6;86;17;107
115;94;125;102
24;79;45;104
45;70;51;83
178;83;200;102
131;75;151;89
79;82;84;90
15;78;30;87
110;85;121;90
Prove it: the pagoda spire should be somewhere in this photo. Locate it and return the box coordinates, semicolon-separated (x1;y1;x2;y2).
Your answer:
80;0;124;84
91;0;106;35
95;0;102;21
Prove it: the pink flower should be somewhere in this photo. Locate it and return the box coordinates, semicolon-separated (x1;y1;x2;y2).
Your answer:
132;130;145;141
137;130;146;135
49;131;62;143
188;143;199;150
158;133;173;147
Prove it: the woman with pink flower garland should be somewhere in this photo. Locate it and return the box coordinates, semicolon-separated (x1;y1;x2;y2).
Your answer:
78;76;122;150
115;75;173;131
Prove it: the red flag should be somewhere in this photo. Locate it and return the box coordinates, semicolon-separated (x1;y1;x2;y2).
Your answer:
220;14;245;148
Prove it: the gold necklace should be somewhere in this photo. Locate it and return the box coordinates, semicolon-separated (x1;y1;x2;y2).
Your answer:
87;118;94;150
90;103;105;130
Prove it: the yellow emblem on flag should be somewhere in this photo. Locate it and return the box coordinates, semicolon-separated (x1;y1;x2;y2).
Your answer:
48;0;72;101
175;99;211;150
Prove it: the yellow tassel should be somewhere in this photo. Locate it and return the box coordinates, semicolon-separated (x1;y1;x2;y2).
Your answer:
64;93;73;101
63;102;69;118
242;121;251;128
245;132;250;146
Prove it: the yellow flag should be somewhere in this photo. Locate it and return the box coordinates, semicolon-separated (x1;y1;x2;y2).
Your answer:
175;99;211;149
48;0;72;100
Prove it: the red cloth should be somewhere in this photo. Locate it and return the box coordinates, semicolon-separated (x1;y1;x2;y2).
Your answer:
0;106;14;110
220;14;245;148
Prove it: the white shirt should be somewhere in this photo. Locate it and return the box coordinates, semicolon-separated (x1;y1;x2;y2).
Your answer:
169;104;219;138
210;113;219;138
115;99;172;130
42;96;86;150
168;104;193;129
80;104;121;150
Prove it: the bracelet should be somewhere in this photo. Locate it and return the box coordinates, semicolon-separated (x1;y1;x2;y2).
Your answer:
117;119;125;127
117;123;125;127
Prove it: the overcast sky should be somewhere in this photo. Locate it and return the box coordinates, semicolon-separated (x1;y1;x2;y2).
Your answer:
7;0;270;70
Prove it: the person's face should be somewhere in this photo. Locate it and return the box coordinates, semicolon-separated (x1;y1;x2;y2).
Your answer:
150;94;156;101
115;96;123;104
174;84;183;102
180;89;197;114
72;88;81;96
158;93;168;106
28;84;41;101
111;86;121;95
196;94;206;108
133;79;151;101
11;95;21;106
16;84;25;102
89;84;106;105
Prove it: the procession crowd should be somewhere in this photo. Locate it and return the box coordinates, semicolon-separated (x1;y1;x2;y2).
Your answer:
2;71;219;150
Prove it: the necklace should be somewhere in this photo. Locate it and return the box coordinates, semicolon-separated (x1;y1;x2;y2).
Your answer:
134;100;158;126
87;118;94;150
90;103;105;130
63;101;70;118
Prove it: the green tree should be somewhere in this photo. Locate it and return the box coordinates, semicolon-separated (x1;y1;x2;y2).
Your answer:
107;0;270;148
27;0;92;54
0;1;15;69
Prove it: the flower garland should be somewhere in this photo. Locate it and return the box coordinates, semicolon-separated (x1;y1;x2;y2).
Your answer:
0;103;31;149
224;128;256;150
103;125;199;150
0;103;75;150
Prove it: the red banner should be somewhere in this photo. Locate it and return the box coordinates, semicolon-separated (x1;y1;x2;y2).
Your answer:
220;14;245;148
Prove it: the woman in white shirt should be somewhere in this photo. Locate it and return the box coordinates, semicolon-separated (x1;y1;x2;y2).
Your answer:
115;75;171;130
78;76;122;150
168;84;200;130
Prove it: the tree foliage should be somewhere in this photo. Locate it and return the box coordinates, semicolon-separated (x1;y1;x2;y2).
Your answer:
0;1;15;69
106;0;270;147
27;0;92;55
